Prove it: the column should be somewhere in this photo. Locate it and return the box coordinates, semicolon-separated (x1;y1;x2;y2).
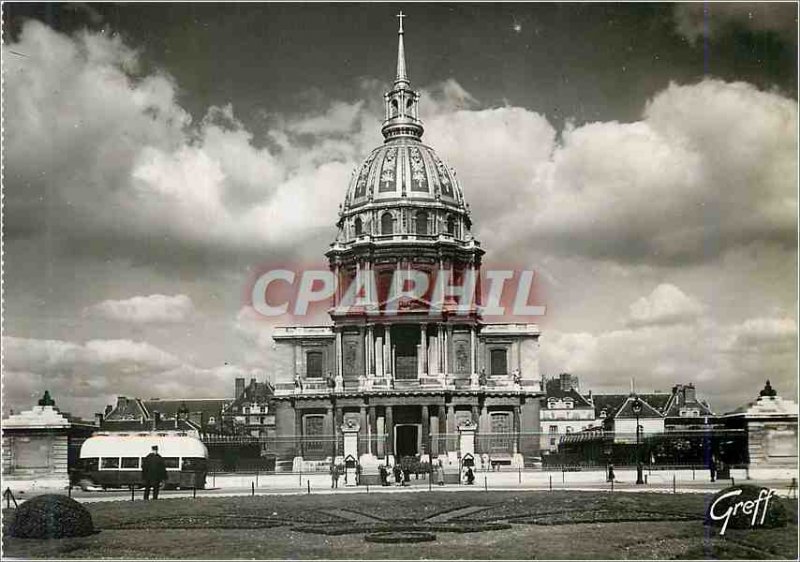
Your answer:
446;404;455;452
367;325;375;376
385;406;394;456
377;415;385;458
374;333;384;378
359;406;367;456
420;324;428;375
335;407;343;458
335;330;343;377
443;326;452;376
421;405;430;456
363;327;371;377
368;405;377;456
438;405;446;454
295;409;303;457
513;406;521;454
384;326;392;377
471;404;479;426
334;263;341;307
470;326;477;375
326;406;335;458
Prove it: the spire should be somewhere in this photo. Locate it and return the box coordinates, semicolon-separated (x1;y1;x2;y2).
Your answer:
395;11;408;86
382;11;424;142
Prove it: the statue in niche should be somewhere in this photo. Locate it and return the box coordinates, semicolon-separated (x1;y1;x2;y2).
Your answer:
455;342;469;374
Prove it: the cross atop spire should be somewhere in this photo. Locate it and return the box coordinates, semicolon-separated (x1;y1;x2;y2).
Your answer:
395;11;408;85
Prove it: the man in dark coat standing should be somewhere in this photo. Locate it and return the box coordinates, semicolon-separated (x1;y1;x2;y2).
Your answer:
142;445;168;500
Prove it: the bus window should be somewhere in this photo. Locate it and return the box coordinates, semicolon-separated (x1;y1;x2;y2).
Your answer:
81;458;99;471
181;457;207;471
163;457;179;469
121;457;139;469
101;457;120;469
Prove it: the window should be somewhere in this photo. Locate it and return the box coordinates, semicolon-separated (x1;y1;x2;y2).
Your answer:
549;425;558;433
547;398;558;409
446;216;456;235
490;349;507;375
354;217;363;236
100;457;119;469
121;457;139;469
307;351;323;378
163;457;180;469
564;398;574;409
381;213;394;235
81;458;99;471
416;212;428;235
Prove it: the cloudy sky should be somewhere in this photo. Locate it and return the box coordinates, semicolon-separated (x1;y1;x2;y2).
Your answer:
3;2;797;418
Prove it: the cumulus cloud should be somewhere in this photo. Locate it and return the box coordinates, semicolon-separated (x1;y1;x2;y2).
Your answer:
1;336;258;417
540;287;797;412
627;284;704;327
85;294;195;324
674;3;798;45
495;79;797;265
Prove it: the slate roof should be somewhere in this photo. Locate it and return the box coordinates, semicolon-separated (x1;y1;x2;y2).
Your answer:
544;378;593;409
662;388;714;417
100;419;198;432
615;395;664;419
592;393;671;419
143;398;229;419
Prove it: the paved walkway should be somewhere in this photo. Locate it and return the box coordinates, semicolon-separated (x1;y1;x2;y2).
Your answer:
4;467;796;505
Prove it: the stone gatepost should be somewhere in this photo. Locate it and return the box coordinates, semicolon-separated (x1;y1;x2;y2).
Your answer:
342;420;360;486
458;420;477;459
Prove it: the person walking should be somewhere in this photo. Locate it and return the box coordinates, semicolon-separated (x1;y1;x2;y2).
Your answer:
709;456;717;482
393;464;402;486
606;463;615;483
330;463;340;489
436;460;445;486
142;445;167;500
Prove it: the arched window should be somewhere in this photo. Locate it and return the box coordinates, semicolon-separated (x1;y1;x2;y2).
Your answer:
381;213;394;235
391;99;399;117
354;217;363;236
447;215;456;236
416;212;428;235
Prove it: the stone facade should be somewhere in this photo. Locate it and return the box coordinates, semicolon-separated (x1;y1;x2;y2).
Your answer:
269;21;543;472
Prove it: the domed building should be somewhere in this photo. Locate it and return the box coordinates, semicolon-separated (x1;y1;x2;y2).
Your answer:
270;15;543;475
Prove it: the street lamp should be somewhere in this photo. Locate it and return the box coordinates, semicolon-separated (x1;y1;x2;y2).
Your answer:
632;396;644;485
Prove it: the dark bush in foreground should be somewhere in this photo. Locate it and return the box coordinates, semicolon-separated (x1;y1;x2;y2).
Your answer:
9;494;94;539
705;485;788;531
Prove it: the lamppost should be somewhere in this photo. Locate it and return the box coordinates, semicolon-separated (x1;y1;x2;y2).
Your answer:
632;396;644;485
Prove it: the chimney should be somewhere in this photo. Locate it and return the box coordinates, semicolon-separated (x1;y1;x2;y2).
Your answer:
94;412;104;426
235;377;245;398
559;373;572;392
684;384;696;403
104;404;113;416
152;411;160;431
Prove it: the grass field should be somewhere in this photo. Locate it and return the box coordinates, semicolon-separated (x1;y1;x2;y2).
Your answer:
3;490;797;559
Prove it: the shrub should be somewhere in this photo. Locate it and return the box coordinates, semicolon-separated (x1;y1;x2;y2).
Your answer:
9;494;94;539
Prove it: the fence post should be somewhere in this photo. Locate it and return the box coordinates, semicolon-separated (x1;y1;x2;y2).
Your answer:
549;475;552;491
518;467;521;484
692;466;695;481
256;469;259;488
611;478;614;492
68;485;72;498
672;474;676;494
212;471;216;488
130;485;135;502
307;480;311;495
251;482;255;496
731;476;735;487
299;470;302;487
562;469;565;484
484;476;488;492
193;486;196;499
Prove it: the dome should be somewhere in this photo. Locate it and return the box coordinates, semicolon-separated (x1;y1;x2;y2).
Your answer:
343;138;467;212
331;18;476;249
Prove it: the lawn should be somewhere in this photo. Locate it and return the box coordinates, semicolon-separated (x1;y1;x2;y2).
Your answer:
3;490;797;559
